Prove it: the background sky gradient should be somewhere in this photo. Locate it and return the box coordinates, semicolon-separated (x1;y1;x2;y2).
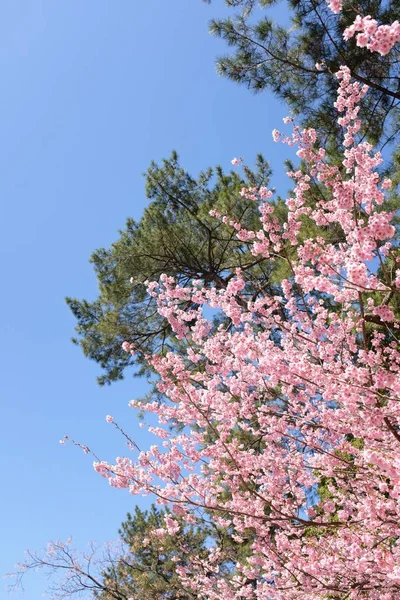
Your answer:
0;2;291;597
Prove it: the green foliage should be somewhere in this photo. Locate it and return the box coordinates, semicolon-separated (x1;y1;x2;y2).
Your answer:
97;505;259;600
203;0;400;151
97;505;209;600
67;152;284;385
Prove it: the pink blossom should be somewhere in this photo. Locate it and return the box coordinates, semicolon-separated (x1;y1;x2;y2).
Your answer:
272;129;281;142
382;178;392;189
91;30;400;599
343;15;400;56
327;0;343;13
164;515;180;535
153;528;166;539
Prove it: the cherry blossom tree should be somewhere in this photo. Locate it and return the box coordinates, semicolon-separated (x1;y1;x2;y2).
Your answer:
70;6;400;600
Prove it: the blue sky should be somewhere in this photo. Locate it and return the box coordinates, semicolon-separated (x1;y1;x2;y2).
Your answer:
0;2;291;597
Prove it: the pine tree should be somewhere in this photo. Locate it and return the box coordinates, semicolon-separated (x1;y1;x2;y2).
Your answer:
203;0;400;151
97;505;210;600
67;152;286;385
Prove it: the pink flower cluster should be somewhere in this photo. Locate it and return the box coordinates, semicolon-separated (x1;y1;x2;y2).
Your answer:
327;0;343;13
325;0;400;56
335;66;368;147
344;16;400;55
121;341;136;355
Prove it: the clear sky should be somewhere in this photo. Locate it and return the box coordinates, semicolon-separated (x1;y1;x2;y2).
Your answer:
0;2;291;598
